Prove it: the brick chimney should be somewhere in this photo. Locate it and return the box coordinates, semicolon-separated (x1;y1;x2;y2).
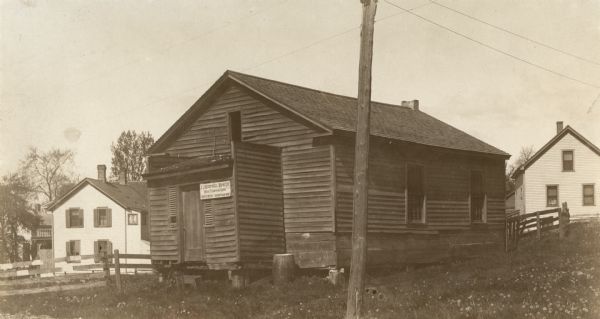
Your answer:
556;121;564;135
401;100;419;111
119;171;127;185
97;164;107;182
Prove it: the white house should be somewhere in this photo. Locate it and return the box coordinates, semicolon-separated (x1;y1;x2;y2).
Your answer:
46;165;149;270
513;122;600;220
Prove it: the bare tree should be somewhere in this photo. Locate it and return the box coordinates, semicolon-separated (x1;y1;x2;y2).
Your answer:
506;145;536;192
20;147;76;202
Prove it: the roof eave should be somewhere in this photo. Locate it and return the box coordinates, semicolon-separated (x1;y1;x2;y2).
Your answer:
522;126;600;171
317;129;510;159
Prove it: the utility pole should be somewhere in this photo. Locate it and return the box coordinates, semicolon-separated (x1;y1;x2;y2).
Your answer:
345;1;377;319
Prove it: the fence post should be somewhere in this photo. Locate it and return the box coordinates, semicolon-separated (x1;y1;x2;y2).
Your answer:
114;249;122;294
504;219;509;252
559;202;570;240
536;212;541;240
103;251;110;282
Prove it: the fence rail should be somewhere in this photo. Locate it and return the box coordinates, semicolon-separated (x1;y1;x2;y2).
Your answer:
0;250;151;296
505;202;569;251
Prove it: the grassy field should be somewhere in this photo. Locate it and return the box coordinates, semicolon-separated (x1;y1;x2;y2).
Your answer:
1;221;599;319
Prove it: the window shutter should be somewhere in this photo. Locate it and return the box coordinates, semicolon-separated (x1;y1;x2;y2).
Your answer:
107;209;112;227
75;241;80;255
168;186;177;228
66;241;70;257
107;241;113;256
94;241;99;263
94;209;99;227
66;209;71;228
79;209;84;227
204;201;214;227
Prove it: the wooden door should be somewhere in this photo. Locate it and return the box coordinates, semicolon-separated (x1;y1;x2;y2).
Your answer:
181;185;204;262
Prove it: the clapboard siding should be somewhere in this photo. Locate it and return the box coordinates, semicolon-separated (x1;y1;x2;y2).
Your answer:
282;142;334;233
334;141;505;232
204;193;238;264
427;200;469;225
524;133;600;219
336;189;406;233
335;143;407;233
165;85;323;158
165;87;246;157
236;143;285;264
148;186;178;260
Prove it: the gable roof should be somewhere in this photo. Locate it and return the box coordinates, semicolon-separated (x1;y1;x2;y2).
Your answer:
512;125;600;178
46;178;148;212
149;70;509;157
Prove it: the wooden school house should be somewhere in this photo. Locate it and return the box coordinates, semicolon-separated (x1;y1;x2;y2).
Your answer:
144;70;510;271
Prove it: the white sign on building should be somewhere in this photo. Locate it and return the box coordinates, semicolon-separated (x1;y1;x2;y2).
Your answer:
200;180;231;200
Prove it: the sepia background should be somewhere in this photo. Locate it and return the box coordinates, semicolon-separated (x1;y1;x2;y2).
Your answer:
1;0;599;178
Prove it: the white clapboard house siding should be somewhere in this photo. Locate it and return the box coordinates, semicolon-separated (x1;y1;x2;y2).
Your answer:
513;123;600;220
47;166;149;272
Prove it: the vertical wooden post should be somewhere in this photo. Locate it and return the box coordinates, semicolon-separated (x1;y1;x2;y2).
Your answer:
114;249;122;294
536;212;541;240
273;253;295;285
504;219;509;252
103;251;110;282
559;202;570;240
346;1;377;319
231;270;249;289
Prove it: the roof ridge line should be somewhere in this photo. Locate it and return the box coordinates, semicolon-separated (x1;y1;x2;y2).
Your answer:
226;70;412;109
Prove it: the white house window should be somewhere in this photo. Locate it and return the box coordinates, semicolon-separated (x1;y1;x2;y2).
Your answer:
583;184;595;206
562;150;574;171
66;240;80;256
94;240;112;262
546;185;559;207
94;208;112;227
406;164;425;223
66;208;83;228
128;213;138;225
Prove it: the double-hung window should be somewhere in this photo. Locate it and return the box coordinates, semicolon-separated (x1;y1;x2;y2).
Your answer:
94;207;112;227
546;185;559;207
66;240;80;257
562;151;574;171
66;208;83;228
583;184;595;206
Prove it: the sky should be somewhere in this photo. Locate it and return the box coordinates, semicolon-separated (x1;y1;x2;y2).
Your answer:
1;0;599;179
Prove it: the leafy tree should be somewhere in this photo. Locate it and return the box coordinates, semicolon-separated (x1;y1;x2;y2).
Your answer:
0;173;38;263
20;147;77;202
110;130;154;182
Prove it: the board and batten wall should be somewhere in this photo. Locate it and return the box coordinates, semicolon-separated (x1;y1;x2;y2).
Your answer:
52;184;150;270
524;133;600;219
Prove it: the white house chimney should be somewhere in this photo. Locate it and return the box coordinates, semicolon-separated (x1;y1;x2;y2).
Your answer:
556;121;564;135
119;171;127;185
97;164;107;182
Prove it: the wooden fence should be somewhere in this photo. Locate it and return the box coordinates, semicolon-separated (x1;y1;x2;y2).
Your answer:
505;202;570;251
0;250;152;296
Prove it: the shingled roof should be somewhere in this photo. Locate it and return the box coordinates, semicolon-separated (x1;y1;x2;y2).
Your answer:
46;178;148;212
150;70;509;157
